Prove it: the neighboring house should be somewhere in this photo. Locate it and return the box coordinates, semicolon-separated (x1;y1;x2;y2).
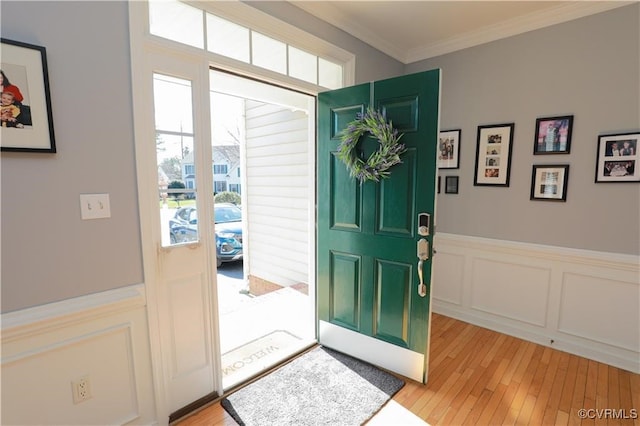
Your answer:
180;146;242;195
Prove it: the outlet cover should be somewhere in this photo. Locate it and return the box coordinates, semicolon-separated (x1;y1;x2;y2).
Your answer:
80;193;111;220
71;375;92;404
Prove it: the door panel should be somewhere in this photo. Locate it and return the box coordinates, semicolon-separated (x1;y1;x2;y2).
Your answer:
374;259;411;346
377;149;416;236
330;153;362;231
318;71;440;382
329;252;361;330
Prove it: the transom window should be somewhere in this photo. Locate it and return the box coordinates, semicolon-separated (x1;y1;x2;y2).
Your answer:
148;0;346;89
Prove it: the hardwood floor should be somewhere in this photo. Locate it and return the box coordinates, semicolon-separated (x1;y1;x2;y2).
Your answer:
176;313;640;425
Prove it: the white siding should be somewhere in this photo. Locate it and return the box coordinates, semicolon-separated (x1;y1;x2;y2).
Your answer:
245;101;310;286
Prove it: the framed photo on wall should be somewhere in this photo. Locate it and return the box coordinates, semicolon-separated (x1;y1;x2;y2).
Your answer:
438;129;460;169
533;115;573;154
530;164;569;201
473;123;514;186
595;132;640;183
0;38;56;153
445;176;459;194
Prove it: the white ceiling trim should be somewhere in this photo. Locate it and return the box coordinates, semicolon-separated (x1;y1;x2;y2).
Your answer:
293;1;635;64
293;1;407;62
406;1;635;63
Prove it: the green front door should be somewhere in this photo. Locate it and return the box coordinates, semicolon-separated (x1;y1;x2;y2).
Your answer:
317;70;440;383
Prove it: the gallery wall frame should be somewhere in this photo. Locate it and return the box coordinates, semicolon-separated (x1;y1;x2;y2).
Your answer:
0;38;56;153
595;132;639;183
473;123;514;187
530;164;569;201
533;115;573;155
438;129;460;169
445;176;459;194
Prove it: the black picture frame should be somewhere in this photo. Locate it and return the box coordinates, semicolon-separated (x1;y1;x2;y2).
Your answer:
595;132;640;183
438;129;461;169
445;176;459;194
533;115;573;155
473;123;514;186
1;38;56;153
437;176;441;194
530;164;569;201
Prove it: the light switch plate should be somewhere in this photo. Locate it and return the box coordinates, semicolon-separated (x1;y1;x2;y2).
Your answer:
80;193;111;220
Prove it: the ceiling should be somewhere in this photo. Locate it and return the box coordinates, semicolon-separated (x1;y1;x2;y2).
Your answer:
288;1;633;64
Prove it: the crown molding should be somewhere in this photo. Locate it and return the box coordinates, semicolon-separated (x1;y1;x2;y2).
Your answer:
291;1;407;63
293;1;635;65
406;1;635;63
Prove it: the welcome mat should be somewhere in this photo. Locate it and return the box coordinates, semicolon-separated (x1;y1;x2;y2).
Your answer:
221;330;302;380
221;346;405;426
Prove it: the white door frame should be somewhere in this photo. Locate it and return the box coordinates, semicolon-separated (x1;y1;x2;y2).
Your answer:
129;2;352;421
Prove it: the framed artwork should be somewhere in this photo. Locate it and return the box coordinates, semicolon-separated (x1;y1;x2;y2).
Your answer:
533;115;573;154
445;176;459;194
438;129;460;169
530;164;569;201
595;132;640;183
473;123;514;186
0;38;56;153
437;176;441;194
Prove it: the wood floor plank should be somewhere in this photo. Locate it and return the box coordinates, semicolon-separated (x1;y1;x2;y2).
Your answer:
175;315;640;426
489;377;521;425
569;358;590;426
529;349;561;425
541;351;571;425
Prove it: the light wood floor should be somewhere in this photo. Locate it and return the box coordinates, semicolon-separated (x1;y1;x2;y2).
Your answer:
176;313;640;425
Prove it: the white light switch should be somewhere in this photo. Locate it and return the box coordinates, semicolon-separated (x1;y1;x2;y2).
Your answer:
80;193;111;220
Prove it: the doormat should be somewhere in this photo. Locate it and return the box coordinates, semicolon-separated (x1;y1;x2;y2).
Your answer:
221;346;405;426
221;330;301;379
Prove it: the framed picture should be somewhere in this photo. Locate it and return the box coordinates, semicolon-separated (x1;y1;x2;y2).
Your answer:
438;129;460;169
445;176;459;194
530;164;569;201
473;123;514;186
437;176;441;194
595;132;640;183
1;38;56;153
533;115;573;154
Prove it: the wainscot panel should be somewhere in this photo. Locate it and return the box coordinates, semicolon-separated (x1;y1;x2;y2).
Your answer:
432;233;640;373
1;284;157;425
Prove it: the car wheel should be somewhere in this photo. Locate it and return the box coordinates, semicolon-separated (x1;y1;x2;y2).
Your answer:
216;257;222;268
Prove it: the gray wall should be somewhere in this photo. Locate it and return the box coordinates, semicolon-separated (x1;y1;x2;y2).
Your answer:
407;4;639;255
1;1;143;312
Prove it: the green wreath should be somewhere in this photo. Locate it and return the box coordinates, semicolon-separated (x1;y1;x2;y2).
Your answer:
337;108;405;183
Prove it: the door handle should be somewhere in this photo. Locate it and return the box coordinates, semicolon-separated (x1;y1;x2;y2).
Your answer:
417;238;428;298
417;260;427;298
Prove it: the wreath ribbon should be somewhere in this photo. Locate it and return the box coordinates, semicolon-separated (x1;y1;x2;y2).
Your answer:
337;108;405;183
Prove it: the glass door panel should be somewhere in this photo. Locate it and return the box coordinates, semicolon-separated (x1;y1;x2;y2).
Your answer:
153;73;198;247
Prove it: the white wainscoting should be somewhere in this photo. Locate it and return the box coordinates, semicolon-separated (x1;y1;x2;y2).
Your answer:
432;233;640;373
1;284;157;425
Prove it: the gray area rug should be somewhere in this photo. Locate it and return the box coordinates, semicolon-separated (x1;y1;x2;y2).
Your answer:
221;346;405;426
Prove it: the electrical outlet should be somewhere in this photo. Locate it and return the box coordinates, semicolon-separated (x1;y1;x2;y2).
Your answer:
71;375;92;404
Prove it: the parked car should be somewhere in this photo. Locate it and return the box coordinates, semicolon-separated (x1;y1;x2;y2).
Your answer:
168;203;243;267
